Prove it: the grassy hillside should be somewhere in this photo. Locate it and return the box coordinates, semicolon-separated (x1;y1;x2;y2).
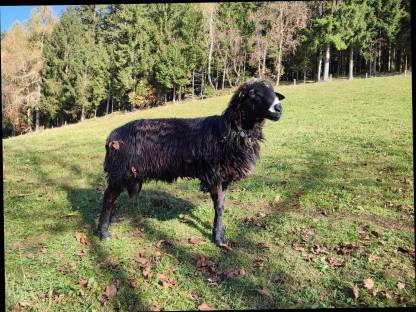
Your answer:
4;75;414;310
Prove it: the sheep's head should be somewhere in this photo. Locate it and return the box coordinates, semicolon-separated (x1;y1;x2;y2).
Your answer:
237;78;285;121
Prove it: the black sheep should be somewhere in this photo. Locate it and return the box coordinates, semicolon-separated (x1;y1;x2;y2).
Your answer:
98;78;285;246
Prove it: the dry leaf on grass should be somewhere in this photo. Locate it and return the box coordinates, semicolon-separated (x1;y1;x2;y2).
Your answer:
104;282;117;299
179;214;190;222
75;231;89;244
292;242;305;252
371;230;380;238
189;236;202;245
337;243;356;255
326;257;345;267
222;267;246;279
368;254;379;263
363;278;374;290
132;228;145;238
198;303;215;311
79;279;88;287
100;256;120;269
351;284;359;299
132;253;148;266
257;241;270;249
74;249;86;257
157;274;176;288
397;282;405;290
398;246;415;257
256;287;272;299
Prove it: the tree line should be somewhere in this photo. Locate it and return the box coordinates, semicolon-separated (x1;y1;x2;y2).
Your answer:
1;1;411;137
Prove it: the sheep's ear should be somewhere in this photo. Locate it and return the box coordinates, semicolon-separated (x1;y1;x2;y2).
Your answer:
248;89;256;98
275;92;285;100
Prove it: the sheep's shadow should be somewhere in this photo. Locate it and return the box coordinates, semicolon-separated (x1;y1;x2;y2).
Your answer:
68;186;212;240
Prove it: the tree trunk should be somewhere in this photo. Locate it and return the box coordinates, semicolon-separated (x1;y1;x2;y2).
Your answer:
303;70;306;83
369;57;372;76
179;85;182;102
317;51;322;82
377;44;381;73
106;93;110;115
323;43;330;81
207;8;215;89
201;67;205;98
173;85;176;104
222;58;226;89
94;108;97;118
275;38;283;86
81;106;85;121
35;106;40;131
27;107;32;132
388;45;391;72
348;45;354;80
192;70;195;99
262;43;267;78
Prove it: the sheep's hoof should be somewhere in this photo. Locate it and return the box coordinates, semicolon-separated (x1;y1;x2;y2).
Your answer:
99;230;111;240
109;216;118;225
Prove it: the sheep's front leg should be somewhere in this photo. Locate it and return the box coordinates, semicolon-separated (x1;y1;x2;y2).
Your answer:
210;184;226;246
98;186;121;240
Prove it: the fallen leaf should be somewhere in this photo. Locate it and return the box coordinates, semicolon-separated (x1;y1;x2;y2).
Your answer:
352;284;359;299
371;230;380;238
372;288;379;297
133;228;145;238
383;291;393;300
256;287;272;299
222;267;246;279
292;242;305;252
100;256;120;268
132;253;148;266
11;301;33;311
338;243;356;255
326;257;345;267
74;249;86;257
243;216;255;224
79;279;88;287
189;236;202;245
368;254;379;263
155;250;162;257
363;278;374;290
254;255;268;268
257;241;270;249
179;214;190;222
75;231;89;245
398;246;415;257
311;245;327;255
104;282;117;299
130;281;137;289
219;244;233;251
256;212;266;218
157;274;176;288
397;282;405;290
142;269;150;278
198;303;215;311
301;228;316;242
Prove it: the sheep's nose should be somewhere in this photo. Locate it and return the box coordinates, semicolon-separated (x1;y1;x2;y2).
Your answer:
274;104;282;113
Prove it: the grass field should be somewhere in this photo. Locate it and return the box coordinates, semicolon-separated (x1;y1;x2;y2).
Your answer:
3;74;414;310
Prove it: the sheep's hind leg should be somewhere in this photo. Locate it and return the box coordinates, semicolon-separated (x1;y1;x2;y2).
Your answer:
109;180;142;225
210;184;226;246
99;186;121;240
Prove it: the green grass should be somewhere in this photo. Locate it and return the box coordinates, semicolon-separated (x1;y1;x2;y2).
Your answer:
4;74;414;311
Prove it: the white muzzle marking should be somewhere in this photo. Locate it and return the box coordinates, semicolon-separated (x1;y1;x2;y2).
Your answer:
268;96;280;113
